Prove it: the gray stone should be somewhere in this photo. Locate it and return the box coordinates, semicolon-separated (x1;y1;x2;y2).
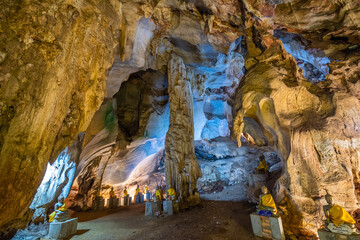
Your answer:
145;202;160;217
248;173;267;188
318;229;360;240
163;200;173;215
121;196;131;206
48;218;78;240
250;213;285;240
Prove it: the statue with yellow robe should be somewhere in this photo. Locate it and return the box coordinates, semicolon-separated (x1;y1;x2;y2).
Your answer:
109;187;116;209
49;195;69;223
254;155;269;174
123;187;129;198
323;192;358;235
256;186;277;217
167;186;176;200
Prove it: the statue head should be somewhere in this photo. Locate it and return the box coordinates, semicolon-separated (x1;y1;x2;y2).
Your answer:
261;186;268;194
137;185;139;188
259;155;265;161
111;187;114;191
58;195;64;203
325;191;333;205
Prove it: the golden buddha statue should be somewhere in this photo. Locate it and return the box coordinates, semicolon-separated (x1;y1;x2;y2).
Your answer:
323;192;358;235
256;186;277;216
254;155;269;174
167;186;176;200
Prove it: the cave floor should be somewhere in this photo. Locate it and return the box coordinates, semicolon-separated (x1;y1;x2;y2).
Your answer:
65;200;258;240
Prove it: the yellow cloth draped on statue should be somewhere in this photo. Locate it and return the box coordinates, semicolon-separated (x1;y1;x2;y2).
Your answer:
168;188;175;196
329;204;356;227
136;188;141;195
48;203;67;223
123;189;128;197
110;191;115;198
261;194;277;214
144;186;149;193
156;189;163;200
257;159;269;172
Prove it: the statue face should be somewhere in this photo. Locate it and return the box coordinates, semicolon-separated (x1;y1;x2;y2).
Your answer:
261;186;268;194
325;195;333;205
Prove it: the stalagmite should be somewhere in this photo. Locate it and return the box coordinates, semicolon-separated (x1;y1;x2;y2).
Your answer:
164;53;201;206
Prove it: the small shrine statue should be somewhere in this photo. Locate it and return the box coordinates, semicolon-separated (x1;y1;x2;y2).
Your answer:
109;187;116;209
167;186;176;200
254;155;269;174
135;185;141;196
110;187;115;198
256;186;277;217
323;192;358;235
144;184;149;194
49;195;69;223
123;186;129;198
155;186;164;202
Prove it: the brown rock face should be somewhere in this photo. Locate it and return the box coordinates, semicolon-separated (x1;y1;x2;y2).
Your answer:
0;0;122;235
165;53;201;205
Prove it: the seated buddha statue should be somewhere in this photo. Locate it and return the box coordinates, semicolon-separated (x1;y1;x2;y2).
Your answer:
256;186;277;216
323;192;358;235
167;186;176;200
49;195;69;223
254;155;269;174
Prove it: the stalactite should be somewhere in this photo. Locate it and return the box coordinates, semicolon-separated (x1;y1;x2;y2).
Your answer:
164;53;201;206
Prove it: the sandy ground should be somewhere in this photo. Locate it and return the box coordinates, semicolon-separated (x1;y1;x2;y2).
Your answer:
66;200;258;240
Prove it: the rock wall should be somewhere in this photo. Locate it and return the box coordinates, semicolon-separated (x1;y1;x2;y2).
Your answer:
0;0;123;236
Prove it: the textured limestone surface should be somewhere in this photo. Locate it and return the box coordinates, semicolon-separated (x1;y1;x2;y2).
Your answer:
0;0;122;236
1;0;360;238
165;53;201;205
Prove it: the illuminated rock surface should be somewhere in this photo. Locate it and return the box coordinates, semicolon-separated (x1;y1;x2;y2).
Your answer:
0;0;360;239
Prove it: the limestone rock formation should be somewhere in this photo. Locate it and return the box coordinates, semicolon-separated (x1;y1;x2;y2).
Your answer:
0;0;122;236
165;53;201;206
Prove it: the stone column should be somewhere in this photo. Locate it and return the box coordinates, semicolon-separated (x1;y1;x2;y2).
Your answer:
165;53;201;206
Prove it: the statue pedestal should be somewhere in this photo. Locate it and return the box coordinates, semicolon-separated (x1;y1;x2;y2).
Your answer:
163;200;179;215
106;198;118;209
48;218;78;239
135;194;144;204
248;173;267;188
145;202;161;217
92;198;104;211
121;196;132;206
318;229;360;240
146;192;151;201
250;213;285;240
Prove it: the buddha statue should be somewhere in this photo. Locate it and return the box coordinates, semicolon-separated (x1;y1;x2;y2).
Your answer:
110;187;115;198
167;186;176;200
254;155;269;174
135;185;141;196
109;187;116;209
144;184;149;194
49;195;69;223
323;192;358;235
123;186;129;198
256;186;277;216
